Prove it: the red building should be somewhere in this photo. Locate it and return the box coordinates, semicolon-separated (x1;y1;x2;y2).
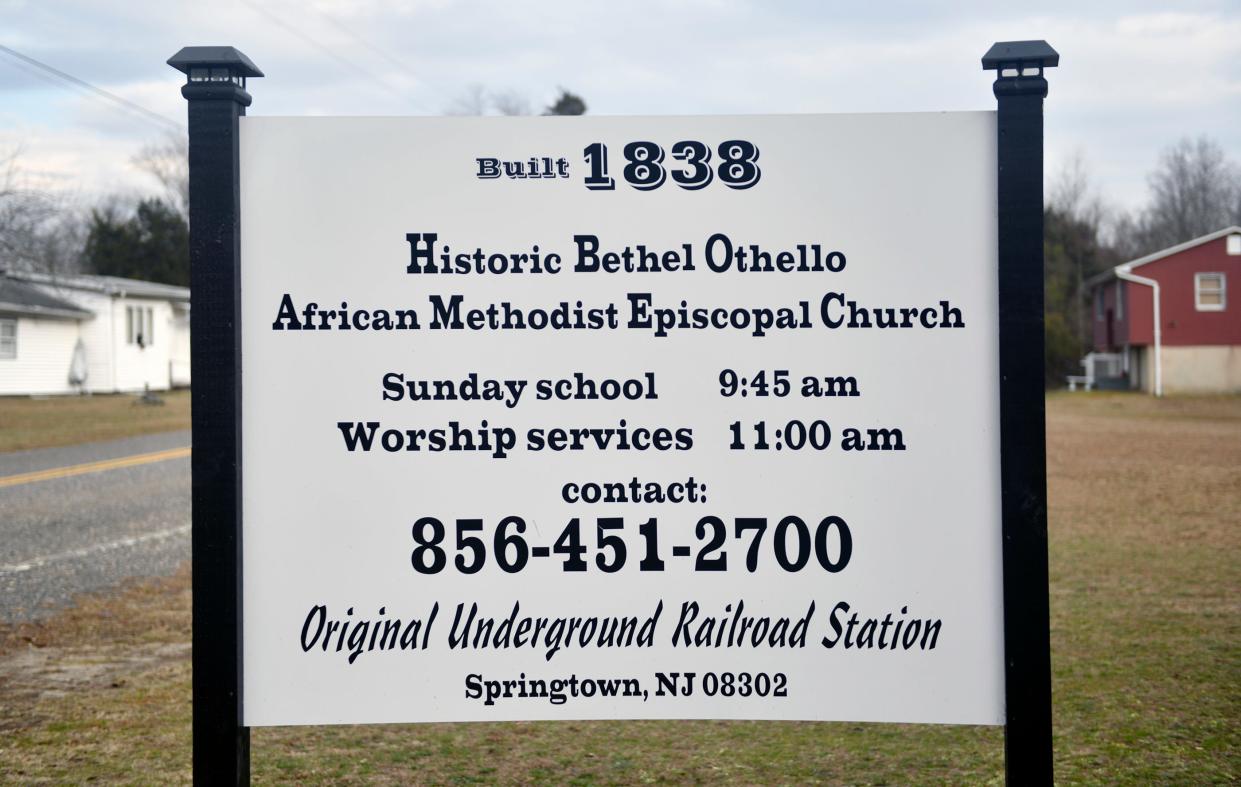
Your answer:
1086;226;1240;394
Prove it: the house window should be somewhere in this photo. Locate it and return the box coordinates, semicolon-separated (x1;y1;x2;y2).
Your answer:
1116;282;1124;319
1095;288;1103;320
1227;234;1241;255
0;318;15;359
1195;273;1226;311
126;305;155;346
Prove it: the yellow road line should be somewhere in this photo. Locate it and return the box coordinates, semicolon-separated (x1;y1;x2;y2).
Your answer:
0;446;192;489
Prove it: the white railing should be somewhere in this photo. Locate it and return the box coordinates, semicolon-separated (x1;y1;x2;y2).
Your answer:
1066;352;1124;391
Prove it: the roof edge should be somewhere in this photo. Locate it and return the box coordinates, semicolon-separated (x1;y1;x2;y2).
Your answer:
1087;225;1241;287
0;300;93;320
3;270;190;300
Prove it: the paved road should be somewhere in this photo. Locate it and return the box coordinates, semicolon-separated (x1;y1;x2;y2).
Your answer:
0;431;191;623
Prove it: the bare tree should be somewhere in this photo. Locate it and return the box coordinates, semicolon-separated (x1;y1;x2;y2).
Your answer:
0;147;82;275
446;84;490;116
1045;154;1117;371
491;89;532;117
133;132;189;220
446;85;537;116
1107;212;1144;262
1050;152;1109;237
0;148;47;262
1127;136;1241;255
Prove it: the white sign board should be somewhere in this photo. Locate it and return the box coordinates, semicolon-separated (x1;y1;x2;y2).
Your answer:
239;112;1004;727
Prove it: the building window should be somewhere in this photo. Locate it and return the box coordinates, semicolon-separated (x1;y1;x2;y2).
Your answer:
0;318;15;359
1116;282;1124;319
1195;273;1226;311
126;305;155;346
1095;288;1103;320
1228;234;1241;255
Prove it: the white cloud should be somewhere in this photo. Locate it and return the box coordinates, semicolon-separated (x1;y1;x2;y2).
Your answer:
0;0;1236;216
0;122;158;199
69;78;185;137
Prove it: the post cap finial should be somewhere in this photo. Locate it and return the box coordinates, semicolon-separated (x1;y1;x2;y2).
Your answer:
168;46;264;78
982;40;1058;71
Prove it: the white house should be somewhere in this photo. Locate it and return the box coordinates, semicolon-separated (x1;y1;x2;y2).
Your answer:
0;269;191;396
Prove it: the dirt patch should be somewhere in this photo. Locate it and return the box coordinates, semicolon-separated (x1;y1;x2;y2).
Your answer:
0;641;190;733
0;564;193;737
0;564;191;657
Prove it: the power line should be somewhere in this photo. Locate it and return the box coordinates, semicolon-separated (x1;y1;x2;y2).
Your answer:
238;0;429;112
310;10;449;108
0;44;182;131
1;54;69;93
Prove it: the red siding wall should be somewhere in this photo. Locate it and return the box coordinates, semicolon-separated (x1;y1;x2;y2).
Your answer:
1126;280;1153;346
1093;234;1241;349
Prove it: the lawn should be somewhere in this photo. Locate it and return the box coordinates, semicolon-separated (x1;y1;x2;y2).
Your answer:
1;393;1237;783
0;390;191;453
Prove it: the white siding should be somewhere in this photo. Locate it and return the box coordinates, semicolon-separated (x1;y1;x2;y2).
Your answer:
27;286;117;393
14;279;190;394
170;306;191;387
76;290;118;393
0;316;82;396
111;298;176;392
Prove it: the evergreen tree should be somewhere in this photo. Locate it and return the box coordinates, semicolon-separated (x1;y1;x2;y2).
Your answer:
544;89;587;116
83;199;189;286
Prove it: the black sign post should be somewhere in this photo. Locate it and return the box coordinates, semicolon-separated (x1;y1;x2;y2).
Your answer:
984;39;1058;786
168;46;263;786
172;42;1055;787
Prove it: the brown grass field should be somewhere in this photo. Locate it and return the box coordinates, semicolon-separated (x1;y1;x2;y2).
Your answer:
1;392;1238;783
0;390;191;453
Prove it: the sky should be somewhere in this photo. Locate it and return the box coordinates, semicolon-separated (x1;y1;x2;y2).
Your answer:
1;0;1238;217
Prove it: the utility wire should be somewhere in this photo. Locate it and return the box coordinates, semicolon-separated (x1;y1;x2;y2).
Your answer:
238;0;428;112
2;54;68;93
310;10;449;108
0;43;182;131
